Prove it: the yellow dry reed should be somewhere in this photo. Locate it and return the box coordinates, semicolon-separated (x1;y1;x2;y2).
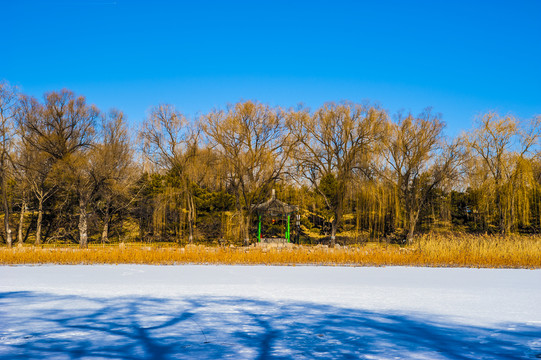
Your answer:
0;233;540;268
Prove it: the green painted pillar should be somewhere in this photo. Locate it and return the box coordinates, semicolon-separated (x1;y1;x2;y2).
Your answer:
258;215;262;242
286;214;291;242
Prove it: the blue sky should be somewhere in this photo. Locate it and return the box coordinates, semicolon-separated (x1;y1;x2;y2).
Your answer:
2;0;540;136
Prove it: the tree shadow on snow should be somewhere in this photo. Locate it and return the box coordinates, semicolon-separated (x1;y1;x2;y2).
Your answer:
0;291;539;359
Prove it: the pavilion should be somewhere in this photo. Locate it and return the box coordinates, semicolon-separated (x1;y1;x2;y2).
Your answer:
252;190;299;243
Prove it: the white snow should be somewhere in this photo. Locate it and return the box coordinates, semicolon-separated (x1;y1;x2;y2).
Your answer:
0;265;540;359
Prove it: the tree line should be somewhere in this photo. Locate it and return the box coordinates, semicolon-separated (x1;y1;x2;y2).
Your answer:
1;79;540;248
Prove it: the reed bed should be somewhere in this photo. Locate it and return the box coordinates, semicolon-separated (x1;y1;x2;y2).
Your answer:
0;234;539;268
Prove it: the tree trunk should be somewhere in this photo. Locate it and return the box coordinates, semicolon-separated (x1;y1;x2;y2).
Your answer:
1;174;12;248
101;216;109;244
244;213;251;246
17;198;26;246
495;182;507;236
407;209;421;244
330;219;337;247
330;197;343;247
101;202;110;244
187;192;195;243
35;196;43;246
234;190;243;244
79;197;88;248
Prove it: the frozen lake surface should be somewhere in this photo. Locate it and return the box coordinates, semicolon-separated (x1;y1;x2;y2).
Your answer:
0;265;540;359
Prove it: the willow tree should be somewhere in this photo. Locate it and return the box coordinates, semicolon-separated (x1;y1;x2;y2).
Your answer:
203;101;294;245
141;104;198;243
467;112;541;234
288;102;386;246
381;110;463;242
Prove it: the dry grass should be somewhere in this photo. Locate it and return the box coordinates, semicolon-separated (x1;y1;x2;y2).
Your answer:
0;234;539;268
414;233;541;268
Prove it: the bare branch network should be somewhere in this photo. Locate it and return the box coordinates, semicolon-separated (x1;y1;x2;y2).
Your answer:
1;79;540;248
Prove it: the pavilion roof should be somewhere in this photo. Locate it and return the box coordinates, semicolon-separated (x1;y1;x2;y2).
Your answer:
252;190;298;216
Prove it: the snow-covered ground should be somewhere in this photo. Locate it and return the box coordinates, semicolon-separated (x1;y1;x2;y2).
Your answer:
0;265;540;359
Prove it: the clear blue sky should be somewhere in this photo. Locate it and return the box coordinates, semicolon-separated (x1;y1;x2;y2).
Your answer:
2;0;540;136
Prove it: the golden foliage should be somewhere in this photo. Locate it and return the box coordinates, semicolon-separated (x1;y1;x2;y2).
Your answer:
1;234;539;268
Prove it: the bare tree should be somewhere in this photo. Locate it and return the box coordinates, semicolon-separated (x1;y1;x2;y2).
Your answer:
380;110;464;242
140;104;198;242
0;81;19;247
288;102;386;246
203;101;294;245
12;141;31;246
93;110;136;243
21;89;98;247
16;95;57;245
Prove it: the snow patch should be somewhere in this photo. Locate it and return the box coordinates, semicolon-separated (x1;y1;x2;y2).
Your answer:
0;265;540;359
